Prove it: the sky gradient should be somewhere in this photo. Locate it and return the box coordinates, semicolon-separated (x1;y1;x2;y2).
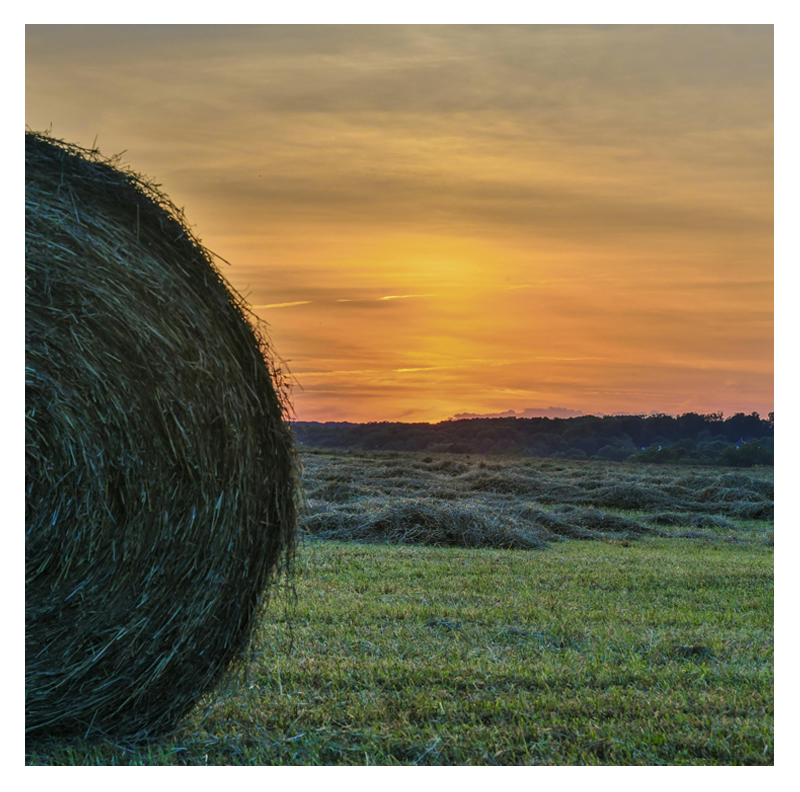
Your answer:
25;24;774;423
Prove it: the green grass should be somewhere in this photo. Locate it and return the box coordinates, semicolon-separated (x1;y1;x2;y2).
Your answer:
27;534;773;765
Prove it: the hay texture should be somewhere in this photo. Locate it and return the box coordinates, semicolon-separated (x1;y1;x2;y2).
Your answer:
25;132;298;740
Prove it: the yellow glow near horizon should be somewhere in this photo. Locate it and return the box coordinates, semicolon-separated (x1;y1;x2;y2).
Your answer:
25;25;773;423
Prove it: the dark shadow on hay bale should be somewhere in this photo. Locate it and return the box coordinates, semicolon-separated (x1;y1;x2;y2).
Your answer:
25;132;299;740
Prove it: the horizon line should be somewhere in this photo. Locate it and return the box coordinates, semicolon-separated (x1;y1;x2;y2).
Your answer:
289;408;773;425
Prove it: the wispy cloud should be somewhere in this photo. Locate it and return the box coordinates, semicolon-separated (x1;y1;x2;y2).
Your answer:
296;369;381;377
393;366;447;373
250;301;312;309
332;294;437;303
502;280;572;290
378;294;437;301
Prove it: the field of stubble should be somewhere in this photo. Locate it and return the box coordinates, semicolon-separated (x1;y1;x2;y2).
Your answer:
27;450;773;765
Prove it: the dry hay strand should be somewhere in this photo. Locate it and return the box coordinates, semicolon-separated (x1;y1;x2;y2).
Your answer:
301;497;548;550
25;132;299;741
305;479;374;503
645;512;738;530
569;509;651;535
422;457;471;475
577;483;667;510
731;501;774;521
512;505;599;541
519;505;651;540
459;470;540;496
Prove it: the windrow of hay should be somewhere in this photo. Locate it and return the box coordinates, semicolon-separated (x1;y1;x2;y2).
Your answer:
298;450;773;547
25;132;299;740
645;512;738;530
301;497;653;548
301;450;773;519
301;498;549;549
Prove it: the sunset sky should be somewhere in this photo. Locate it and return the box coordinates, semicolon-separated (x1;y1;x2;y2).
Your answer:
25;24;774;423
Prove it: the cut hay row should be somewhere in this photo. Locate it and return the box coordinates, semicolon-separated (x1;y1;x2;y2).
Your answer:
25;132;299;740
301;496;653;547
298;450;773;548
302;497;550;549
301;450;773;518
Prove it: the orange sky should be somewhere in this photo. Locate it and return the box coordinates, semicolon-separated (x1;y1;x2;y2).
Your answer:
25;24;773;423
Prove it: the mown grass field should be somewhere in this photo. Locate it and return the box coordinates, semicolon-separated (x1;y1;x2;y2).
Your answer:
26;451;774;765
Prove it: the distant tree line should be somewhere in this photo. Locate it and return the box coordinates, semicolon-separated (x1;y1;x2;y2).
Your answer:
292;411;774;467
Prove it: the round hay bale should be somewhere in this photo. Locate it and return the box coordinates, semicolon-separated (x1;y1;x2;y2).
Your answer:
25;132;299;740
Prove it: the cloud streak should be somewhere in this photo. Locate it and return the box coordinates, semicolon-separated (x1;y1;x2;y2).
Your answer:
378;294;436;301
250;301;312;309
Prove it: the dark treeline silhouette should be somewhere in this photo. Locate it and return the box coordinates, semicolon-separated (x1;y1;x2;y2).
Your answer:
292;411;774;467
